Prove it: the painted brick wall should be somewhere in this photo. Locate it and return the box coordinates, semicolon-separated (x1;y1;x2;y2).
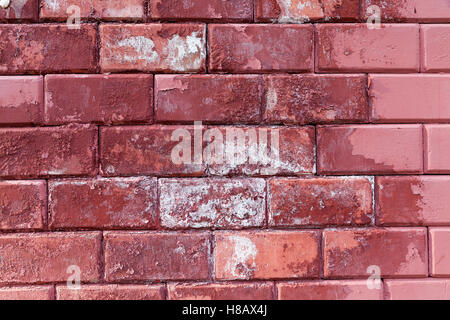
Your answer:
0;0;449;300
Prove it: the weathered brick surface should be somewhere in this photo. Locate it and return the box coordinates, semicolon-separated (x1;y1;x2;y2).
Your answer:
0;286;53;300
0;0;38;21
421;25;450;72
429;228;450;277
386;279;450;300
56;285;165;300
424;125;450;173
45;74;153;125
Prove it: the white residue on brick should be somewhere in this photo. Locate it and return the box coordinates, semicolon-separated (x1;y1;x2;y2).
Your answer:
225;236;258;279
164;31;206;71
117;36;160;64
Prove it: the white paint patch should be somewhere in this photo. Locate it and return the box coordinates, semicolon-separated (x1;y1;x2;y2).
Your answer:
44;0;60;11
225;236;258;279
275;0;317;24
0;0;10;9
164;31;206;71
117;36;160;64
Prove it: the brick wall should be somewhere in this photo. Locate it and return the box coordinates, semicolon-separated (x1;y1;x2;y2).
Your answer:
0;0;450;300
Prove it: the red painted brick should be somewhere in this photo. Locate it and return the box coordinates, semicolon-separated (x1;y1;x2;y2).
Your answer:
100;125;205;177
206;126;315;176
429;228;450;276
209;24;313;73
362;0;450;22
256;0;360;22
41;0;145;20
0;181;46;231
0;126;97;178
49;178;158;230
100;24;206;73
0;286;53;300
155;75;263;124
269;177;373;227
150;0;253;21
45;74;153;125
0;24;97;74
104;232;210;281
0;0;38;21
264;74;368;124
316;24;420;72
159;178;265;229
0;232;101;284
56;284;164;300
386;279;450;300
424;125;450;173
278;280;383;300
421;25;450;72
376;176;450;226
168;282;274;300
0;76;43;125
370;75;450;123
215;231;320;280
323;228;428;278
317;125;423;175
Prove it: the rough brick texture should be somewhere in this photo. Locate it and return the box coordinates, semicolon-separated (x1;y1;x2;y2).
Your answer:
1;0;450;301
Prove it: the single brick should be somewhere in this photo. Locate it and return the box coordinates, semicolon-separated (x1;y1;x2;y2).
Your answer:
45;74;153;125
100;125;205;177
362;0;450;22
100;24;206;73
386;279;450;300
0;181;46;231
317;125;423;174
370;75;450;123
429;228;450;276
0;126;97;178
0;76;43;125
0;0;38;21
0;232;101;284
264;74;368;124
316;24;420;72
159;178;265;229
256;0;360;22
104;232;210;281
0;286;53;300
0;24;97;74
421;25;450;72
49;178;158;230
41;0;145;20
150;0;253;21
323;228;428;278
278;280;383;300
424;125;450;173
56;284;164;300
376;176;450;226
155;75;263;124
209;24;313;72
206;126;315;176
168;282;274;300
215;231;320;280
269;177;373;227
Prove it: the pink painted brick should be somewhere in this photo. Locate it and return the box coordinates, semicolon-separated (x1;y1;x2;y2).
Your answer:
45;74;153;125
386;279;450;300
155;75;263;124
0;76;43;125
278;280;383;300
370;75;450;123
424;125;450;173
56;285;164;300
323;228;428;278
49;178;158;230
317;125;423;175
168;282;274;300
150;0;253;21
430;228;450;276
363;0;450;22
100;24;206;73
376;176;450;226
0;286;53;300
159;178;265;229
40;0;145;20
209;24;313;73
0;181;46;231
264;74;368;124
421;25;450;72
316;24;420;72
0;0;38;21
